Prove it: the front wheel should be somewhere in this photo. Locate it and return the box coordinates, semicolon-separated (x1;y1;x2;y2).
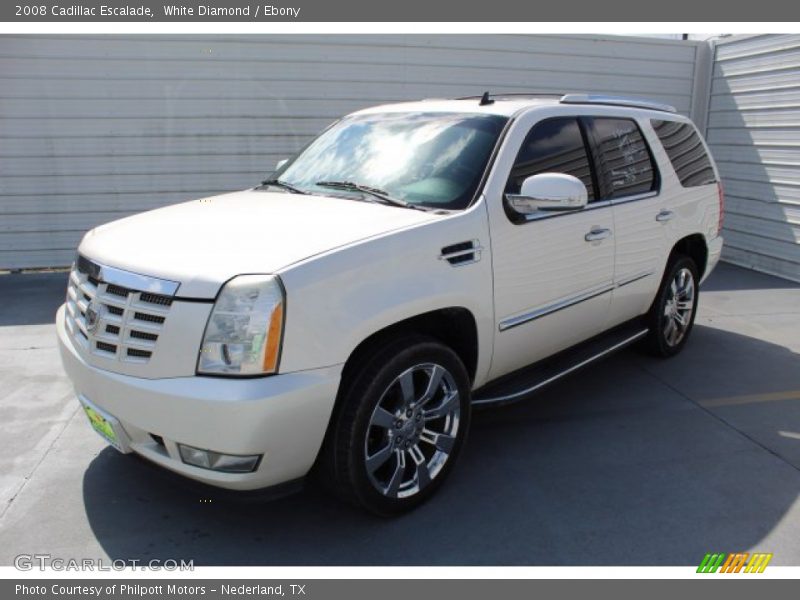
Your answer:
643;255;700;357
326;336;471;516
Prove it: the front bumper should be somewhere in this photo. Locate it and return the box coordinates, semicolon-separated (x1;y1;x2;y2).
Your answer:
57;305;341;490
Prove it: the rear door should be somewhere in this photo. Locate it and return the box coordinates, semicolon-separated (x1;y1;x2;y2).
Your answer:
583;116;665;327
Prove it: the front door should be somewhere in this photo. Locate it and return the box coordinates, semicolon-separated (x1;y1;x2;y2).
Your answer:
486;115;615;380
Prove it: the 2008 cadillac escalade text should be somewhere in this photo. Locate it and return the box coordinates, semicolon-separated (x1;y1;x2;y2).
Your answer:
16;5;154;17
15;4;302;18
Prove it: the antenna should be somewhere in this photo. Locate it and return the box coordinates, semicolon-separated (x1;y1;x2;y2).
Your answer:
479;91;494;106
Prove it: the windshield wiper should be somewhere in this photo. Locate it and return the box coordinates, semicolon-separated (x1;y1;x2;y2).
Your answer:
260;179;308;194
315;180;426;210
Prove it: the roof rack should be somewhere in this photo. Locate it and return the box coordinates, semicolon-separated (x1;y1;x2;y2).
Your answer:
456;92;563;101
453;92;677;114
559;94;677;113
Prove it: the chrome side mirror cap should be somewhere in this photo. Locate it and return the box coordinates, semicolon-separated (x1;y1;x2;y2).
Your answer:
505;173;588;215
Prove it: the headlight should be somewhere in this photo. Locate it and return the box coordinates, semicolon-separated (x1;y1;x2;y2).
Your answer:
197;274;285;376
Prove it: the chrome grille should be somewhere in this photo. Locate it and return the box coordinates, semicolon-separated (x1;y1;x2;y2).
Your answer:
64;259;177;364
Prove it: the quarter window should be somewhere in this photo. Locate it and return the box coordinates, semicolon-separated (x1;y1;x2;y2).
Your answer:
651;119;717;187
585;118;657;200
505;117;595;201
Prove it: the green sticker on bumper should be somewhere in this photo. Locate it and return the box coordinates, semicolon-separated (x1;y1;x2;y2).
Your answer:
83;405;117;446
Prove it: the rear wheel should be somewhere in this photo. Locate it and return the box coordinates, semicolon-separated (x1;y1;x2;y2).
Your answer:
643;255;699;357
325;336;471;516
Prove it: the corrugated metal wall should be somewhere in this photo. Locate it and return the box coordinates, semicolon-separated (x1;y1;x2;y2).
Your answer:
707;34;800;282
0;34;703;269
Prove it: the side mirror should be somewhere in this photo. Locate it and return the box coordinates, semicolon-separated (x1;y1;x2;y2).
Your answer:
505;173;588;215
275;159;288;171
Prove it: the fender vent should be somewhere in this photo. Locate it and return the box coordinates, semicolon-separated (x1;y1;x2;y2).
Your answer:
439;240;482;266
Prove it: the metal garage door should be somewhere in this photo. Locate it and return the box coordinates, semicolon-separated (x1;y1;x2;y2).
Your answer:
707;34;800;282
0;34;703;269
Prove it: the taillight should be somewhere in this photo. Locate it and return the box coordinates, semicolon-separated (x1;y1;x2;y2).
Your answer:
717;181;725;236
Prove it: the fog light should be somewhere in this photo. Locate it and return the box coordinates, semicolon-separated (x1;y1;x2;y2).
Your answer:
177;444;261;473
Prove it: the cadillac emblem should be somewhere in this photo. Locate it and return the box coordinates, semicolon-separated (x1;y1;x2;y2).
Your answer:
85;300;103;333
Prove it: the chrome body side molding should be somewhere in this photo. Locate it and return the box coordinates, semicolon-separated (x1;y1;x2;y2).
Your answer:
498;282;615;332
498;270;654;332
615;269;655;288
514;192;658;224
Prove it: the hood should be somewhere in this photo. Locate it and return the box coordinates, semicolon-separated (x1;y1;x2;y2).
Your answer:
78;189;439;298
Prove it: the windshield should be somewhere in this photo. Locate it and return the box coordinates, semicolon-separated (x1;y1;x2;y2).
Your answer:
272;112;508;210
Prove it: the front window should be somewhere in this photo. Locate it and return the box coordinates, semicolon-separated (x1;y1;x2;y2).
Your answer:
506;117;596;201
272;112;508;210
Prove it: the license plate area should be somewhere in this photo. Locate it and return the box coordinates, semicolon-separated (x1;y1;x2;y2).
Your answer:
79;396;132;453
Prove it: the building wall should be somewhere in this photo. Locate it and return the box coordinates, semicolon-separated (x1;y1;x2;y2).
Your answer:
0;34;704;269
706;34;800;282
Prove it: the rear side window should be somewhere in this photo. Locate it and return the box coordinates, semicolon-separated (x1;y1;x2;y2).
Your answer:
505;117;595;201
585;117;657;200
651;119;717;187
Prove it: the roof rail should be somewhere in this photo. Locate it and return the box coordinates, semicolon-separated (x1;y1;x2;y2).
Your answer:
456;92;563;101
559;94;677;113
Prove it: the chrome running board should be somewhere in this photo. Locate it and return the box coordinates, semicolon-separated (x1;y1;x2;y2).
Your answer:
472;322;649;407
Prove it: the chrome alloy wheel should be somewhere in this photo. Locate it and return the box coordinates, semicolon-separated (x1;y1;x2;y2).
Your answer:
364;363;461;499
663;267;696;347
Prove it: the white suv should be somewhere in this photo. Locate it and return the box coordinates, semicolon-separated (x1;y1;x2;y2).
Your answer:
57;93;724;514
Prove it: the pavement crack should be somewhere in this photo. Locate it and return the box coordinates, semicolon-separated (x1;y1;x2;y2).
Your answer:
640;365;800;476
3;346;53;351
0;404;81;522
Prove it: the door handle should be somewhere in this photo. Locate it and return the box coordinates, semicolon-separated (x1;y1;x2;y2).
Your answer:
656;209;675;223
584;227;612;242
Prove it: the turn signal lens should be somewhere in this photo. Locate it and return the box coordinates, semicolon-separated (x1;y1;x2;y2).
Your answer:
263;302;283;373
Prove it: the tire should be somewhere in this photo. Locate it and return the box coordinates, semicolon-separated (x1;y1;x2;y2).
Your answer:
643;255;700;358
323;335;471;516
